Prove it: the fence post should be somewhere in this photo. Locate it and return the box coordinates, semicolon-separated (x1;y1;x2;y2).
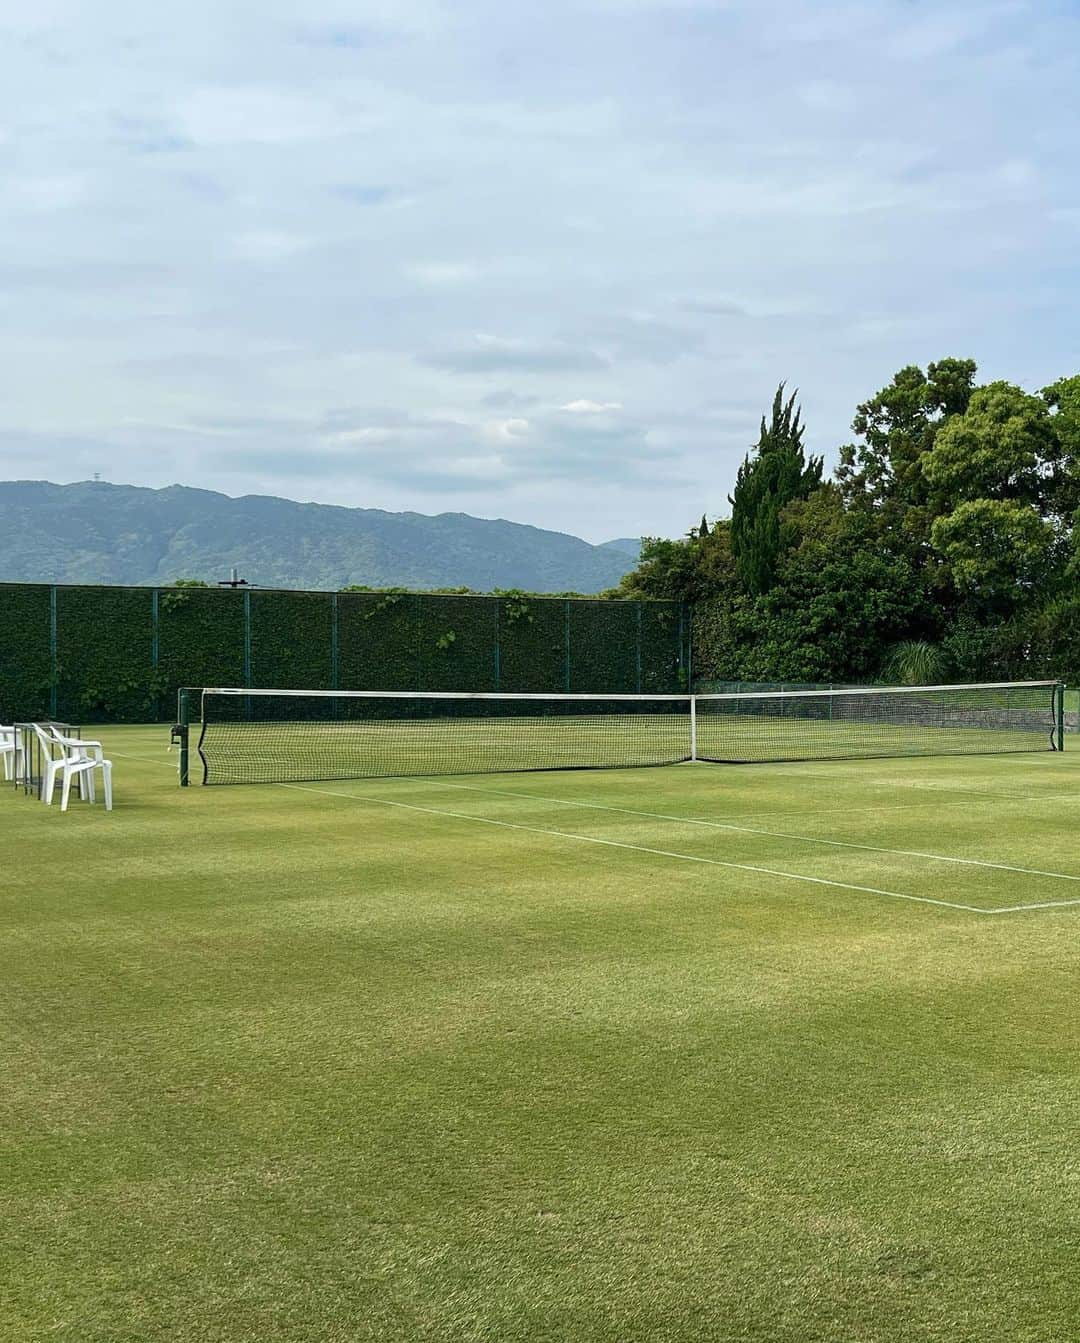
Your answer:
414;594;422;690
685;603;693;692
331;593;339;690
243;590;252;687
564;600;572;692
493;599;501;691
49;586;58;718
151;589;160;718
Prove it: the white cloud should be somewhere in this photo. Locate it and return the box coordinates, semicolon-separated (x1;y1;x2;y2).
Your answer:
561;400;623;414
480;417;531;443
324;426;398;445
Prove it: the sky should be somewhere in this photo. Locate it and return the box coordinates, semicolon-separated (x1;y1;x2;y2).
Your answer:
2;0;1079;543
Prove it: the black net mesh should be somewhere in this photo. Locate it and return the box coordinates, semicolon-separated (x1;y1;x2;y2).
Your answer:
198;692;692;784
695;683;1060;763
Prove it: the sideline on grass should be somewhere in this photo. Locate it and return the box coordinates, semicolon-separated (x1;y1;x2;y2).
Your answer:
278;783;1080;917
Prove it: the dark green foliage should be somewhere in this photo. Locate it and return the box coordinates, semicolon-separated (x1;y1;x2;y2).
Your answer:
568;601;640;692
836;358;978;549
639;602;688;692
729;385;823;595
416;596;497;692
606;536;703;603
496;597;569;692
607;523;737;606
56;586;159;722
0;585;688;719
878;640;950;687
1024;596;1080;684
672;359;1080;688
0;584;53;721
250;591;334;690
338;592;419;691
158;587;247;711
693;494;929;685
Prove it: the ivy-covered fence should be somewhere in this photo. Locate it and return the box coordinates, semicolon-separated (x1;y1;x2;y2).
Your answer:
0;583;690;723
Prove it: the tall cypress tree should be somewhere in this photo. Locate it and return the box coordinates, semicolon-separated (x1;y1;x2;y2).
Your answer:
730;384;823;595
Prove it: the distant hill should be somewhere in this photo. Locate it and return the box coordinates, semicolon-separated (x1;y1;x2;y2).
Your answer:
0;481;643;593
597;537;642;561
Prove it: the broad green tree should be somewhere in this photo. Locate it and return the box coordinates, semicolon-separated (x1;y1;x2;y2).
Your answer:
921;382;1058;511
930;499;1057;614
836;358;977;556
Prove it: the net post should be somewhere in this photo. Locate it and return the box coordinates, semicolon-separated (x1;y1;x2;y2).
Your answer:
1057;682;1066;752
172;689;191;787
690;695;698;761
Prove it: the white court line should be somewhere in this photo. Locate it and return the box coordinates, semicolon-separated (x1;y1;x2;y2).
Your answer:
277;782;1006;915
423;779;1080;886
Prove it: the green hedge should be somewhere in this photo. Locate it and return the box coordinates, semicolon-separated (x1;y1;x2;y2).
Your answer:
415;595;497;692
250;591;334;690
0;584;53;721
157;587;246;715
568;601;638;692
497;595;568;692
0;584;690;722
56;586;158;722
338;592;418;691
640;602;687;692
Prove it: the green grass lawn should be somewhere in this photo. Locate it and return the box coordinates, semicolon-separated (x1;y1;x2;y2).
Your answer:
3;726;1079;1342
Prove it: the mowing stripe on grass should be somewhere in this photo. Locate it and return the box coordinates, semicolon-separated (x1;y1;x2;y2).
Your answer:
277;782;995;915
760;766;1075;806
425;779;1080;886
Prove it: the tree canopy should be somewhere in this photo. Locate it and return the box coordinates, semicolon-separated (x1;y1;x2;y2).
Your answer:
613;358;1080;685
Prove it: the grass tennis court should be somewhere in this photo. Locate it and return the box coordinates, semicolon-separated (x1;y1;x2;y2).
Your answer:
4;725;1080;1341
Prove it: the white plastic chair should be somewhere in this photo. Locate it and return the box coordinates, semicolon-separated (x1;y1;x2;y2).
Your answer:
0;725;23;783
49;728;113;813
31;724;69;805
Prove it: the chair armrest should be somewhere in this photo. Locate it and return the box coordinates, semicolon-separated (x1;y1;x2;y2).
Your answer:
54;736;106;761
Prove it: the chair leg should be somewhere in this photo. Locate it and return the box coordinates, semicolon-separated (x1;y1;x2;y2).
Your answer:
61;768;73;813
102;763;113;812
43;762;58;805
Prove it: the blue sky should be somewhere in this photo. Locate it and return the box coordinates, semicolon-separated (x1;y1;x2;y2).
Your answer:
2;0;1078;542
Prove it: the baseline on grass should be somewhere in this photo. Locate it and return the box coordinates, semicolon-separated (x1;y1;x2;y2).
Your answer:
173;680;1065;786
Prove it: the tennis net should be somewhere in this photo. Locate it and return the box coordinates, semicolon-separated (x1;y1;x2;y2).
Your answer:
695;681;1063;763
186;681;1064;785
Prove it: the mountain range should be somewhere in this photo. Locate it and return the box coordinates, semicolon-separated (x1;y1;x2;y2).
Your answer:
0;480;642;593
